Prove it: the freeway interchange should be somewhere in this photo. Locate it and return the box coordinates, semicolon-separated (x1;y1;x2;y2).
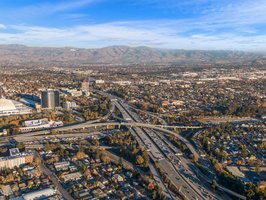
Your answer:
5;91;247;200
113;100;220;200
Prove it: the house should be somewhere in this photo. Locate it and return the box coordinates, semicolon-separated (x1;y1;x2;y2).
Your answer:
112;174;124;182
18;183;27;191
97;182;106;190
92;189;105;197
1;185;13;197
125;171;133;179
101;178;109;185
54;161;70;171
0;129;7;136
106;167;113;172
75;189;91;199
62;172;82;182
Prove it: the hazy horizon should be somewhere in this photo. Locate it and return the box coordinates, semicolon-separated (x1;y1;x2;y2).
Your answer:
1;43;266;54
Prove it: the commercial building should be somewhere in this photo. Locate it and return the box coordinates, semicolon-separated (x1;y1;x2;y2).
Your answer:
19;118;63;132
0;129;7;136
22;188;56;200
60;88;82;97
41;89;60;109
81;80;90;91
9;148;21;156
63;101;77;110
23;118;49;127
0;98;32;117
69;89;83;97
81;80;90;96
20;98;40;109
95;79;105;84
0;149;34;169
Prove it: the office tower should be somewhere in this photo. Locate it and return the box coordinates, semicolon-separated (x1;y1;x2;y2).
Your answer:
81;80;90;91
41;89;60;109
81;80;90;96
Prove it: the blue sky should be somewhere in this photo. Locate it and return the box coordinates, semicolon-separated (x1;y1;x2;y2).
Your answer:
0;0;266;51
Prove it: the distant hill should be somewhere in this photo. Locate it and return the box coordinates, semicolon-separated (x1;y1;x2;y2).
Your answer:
0;44;264;66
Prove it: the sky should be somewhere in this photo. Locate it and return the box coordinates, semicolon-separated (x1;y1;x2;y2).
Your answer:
0;0;266;51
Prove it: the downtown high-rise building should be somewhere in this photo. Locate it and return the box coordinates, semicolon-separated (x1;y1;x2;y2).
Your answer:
81;80;90;96
41;89;60;109
81;80;90;91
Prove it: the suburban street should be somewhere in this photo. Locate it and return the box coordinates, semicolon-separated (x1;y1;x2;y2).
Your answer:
34;152;74;200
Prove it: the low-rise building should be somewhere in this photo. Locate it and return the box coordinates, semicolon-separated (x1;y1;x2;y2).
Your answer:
62;172;82;182
22;188;56;200
63;101;77;110
54;161;70;171
0;129;7;136
19;118;63;132
0;98;32;117
0;152;34;169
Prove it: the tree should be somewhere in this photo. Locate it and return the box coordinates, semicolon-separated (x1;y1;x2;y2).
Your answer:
101;153;110;164
51;129;57;135
152;190;157;199
136;155;144;165
148;181;155;190
241;145;249;157
211;180;218;190
118;157;124;168
92;138;100;146
142;151;150;167
78;162;87;173
16;142;25;150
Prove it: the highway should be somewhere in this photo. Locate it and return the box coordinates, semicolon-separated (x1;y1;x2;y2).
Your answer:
8;122;202;142
114;100;207;200
153;130;222;199
16;120;246;199
113;100;248;200
128;105;168;125
2;91;246;199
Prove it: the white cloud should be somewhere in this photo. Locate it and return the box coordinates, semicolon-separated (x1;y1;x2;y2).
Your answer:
0;21;266;51
0;0;265;50
0;24;6;29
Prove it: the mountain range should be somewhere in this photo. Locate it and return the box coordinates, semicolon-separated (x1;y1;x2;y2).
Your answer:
0;44;265;66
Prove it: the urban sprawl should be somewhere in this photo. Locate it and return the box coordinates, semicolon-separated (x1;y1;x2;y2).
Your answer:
0;64;265;200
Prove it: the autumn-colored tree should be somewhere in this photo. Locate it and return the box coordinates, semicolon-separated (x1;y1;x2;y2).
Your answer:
101;153;110;164
136;155;144;165
51;129;57;135
148;181;155;190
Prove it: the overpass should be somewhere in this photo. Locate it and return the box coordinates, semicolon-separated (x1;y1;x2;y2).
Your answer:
12;120;246;199
13;121;201;160
12;122;202;138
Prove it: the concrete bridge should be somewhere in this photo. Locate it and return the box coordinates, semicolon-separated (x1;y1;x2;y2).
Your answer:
14;122;201;160
13;121;246;200
56;122;202;132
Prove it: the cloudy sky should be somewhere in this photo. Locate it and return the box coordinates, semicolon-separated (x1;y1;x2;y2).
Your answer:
0;0;265;51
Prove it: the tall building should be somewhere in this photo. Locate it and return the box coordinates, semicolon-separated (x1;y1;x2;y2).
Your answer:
41;89;60;109
81;80;90;96
81;80;90;91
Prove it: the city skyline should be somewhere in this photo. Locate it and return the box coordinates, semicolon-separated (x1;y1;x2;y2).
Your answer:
0;0;266;51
